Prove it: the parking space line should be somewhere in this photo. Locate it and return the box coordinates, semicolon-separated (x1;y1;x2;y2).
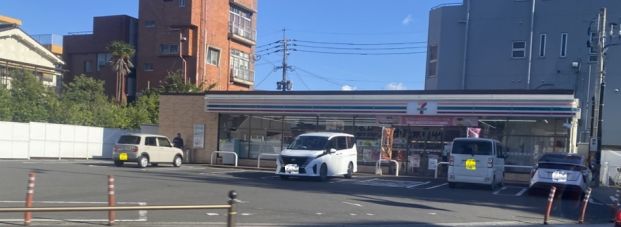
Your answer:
342;201;363;207
516;188;528;196
493;186;507;195
406;181;431;189
424;183;447;190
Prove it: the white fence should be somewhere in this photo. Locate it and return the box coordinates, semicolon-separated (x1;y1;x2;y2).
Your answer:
0;121;134;160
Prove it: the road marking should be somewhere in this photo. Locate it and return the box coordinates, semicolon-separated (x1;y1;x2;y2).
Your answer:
610;196;618;202
493;186;508;195
316;212;323;215
210;170;247;174
342;201;362;207
349;213;357;216
516;188;528;196
205;213;219;216
138;202;148;221
0;218;147;222
436;221;523;226
424;183;448;190
406;181;431;189
0;200;144;205
428;212;437;215
589;198;605;205
240;213;253;216
366;213;374;216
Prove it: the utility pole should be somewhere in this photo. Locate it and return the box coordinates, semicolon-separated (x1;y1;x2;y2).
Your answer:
591;8;606;184
276;29;292;91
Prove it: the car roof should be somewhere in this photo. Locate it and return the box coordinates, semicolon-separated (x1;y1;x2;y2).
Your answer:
298;132;354;137
538;153;585;165
122;133;168;138
453;137;500;143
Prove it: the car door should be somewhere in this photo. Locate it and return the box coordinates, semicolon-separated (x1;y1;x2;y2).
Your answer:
495;142;506;182
334;136;348;174
157;137;175;162
144;136;161;162
325;137;340;175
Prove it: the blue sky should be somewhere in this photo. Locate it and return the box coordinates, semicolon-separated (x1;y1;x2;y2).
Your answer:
2;0;460;91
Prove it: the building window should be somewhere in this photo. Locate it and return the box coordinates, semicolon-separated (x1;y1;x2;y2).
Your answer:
144;63;154;71
589;32;598;54
160;44;179;55
539;34;546;57
560;33;568;57
230;49;252;82
589;55;598;63
84;61;93;73
512;41;526;58
179;0;186;8
427;45;438;77
96;53;112;71
207;47;220;66
144;20;155;28
229;5;254;41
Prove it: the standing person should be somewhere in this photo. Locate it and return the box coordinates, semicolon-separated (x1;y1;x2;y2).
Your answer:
173;133;184;149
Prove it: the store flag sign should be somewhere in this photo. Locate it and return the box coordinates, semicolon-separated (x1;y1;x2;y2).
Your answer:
407;101;437;115
467;127;481;138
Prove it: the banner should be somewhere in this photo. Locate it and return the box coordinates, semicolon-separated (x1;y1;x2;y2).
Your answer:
467;127;481;138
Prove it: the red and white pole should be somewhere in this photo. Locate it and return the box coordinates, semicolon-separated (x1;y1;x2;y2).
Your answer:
108;175;116;226
23;172;36;226
543;186;557;225
578;188;592;224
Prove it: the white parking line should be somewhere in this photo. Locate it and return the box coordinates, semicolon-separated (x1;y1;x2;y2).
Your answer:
210;170;247;174
493;186;508;195
0;200;147;222
516;188;528;196
342;201;363;207
205;213;220;216
610;196;618;202
406;181;431;189
424;183;448;190
589;198;605;205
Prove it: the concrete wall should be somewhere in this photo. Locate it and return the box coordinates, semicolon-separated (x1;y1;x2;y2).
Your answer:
159;94;218;163
0;121;133;159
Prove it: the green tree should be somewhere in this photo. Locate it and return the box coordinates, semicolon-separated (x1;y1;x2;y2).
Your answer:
157;70;215;93
107;41;135;106
0;84;11;121
10;71;57;123
126;89;159;128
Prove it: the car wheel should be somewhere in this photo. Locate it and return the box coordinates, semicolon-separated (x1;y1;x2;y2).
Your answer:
279;175;289;180
344;162;353;179
319;164;328;182
137;156;149;168
448;182;456;188
114;160;124;167
173;155;183;167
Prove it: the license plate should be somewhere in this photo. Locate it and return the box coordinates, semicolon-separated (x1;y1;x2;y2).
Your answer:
552;171;567;183
465;159;477;171
285;164;299;174
119;153;128;161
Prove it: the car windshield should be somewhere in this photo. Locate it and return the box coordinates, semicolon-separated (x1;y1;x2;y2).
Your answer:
538;163;586;171
287;136;328;150
117;135;140;145
451;140;492;155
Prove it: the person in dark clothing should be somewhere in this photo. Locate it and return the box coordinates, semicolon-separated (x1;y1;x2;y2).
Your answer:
173;133;184;148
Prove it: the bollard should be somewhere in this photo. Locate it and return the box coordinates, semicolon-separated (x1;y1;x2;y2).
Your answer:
543;186;557;225
227;190;237;227
578;188;592;224
108;175;116;226
24;172;36;226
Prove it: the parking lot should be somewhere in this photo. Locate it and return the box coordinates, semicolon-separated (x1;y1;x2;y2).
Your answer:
0;160;615;226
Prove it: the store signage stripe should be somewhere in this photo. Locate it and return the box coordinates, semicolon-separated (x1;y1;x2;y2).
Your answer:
438;106;573;111
206;104;406;110
437;111;574;116
205;109;405;114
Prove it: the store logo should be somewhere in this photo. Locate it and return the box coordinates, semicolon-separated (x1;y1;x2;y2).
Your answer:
417;102;428;114
407;101;437;115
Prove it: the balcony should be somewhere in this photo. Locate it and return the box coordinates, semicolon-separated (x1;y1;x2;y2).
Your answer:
229;23;256;46
230;68;254;86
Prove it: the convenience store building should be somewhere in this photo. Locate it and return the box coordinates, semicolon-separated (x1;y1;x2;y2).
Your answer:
159;90;580;175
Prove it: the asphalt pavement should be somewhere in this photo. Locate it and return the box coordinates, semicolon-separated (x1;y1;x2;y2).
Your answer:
0;159;616;226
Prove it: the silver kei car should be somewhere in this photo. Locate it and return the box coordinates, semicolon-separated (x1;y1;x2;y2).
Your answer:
528;153;591;196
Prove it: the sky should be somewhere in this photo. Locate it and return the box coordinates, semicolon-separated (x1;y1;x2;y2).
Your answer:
2;0;461;91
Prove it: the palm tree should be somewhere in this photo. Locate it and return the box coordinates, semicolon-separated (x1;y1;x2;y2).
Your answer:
107;41;135;105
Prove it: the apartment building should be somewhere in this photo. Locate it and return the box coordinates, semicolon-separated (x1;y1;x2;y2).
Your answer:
136;0;257;93
425;0;621;146
63;15;138;101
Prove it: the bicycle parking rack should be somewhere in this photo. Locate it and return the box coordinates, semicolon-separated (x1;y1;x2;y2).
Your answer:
375;159;399;176
210;151;239;167
257;153;279;169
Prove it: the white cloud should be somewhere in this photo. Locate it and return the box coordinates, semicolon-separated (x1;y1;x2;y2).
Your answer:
401;14;413;26
385;82;407;90
341;85;357;91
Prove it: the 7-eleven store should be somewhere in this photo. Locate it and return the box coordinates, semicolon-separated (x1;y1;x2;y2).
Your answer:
159;90;580;176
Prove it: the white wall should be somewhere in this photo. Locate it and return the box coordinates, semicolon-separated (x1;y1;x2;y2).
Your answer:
0;121;134;159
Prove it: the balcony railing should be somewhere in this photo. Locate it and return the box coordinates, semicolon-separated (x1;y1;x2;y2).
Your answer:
230;68;254;86
229;23;256;45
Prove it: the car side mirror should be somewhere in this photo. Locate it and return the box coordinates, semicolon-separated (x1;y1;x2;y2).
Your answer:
327;148;336;153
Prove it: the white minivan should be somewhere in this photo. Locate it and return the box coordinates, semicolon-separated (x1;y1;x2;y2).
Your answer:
448;138;505;189
276;132;358;181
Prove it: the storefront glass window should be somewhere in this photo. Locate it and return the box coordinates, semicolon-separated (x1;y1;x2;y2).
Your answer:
248;116;284;158
282;116;318;148
218;114;250;158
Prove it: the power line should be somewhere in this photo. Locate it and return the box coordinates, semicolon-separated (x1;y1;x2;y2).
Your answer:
292;39;426;46
293;70;310;90
256;40;282;49
295;67;343;86
256;68;276;87
291;43;426;51
291;49;426;55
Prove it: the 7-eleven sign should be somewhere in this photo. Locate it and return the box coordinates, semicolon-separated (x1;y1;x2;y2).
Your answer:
407;101;437;115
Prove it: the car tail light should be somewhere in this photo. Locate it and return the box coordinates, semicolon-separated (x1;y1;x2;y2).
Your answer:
615;209;621;223
487;157;494;168
449;156;454;166
131;146;138;152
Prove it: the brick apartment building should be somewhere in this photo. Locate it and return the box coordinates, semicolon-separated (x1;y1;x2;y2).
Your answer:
137;0;257;93
63;15;138;100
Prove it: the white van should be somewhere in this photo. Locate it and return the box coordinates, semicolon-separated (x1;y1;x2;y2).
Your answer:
447;138;505;189
276;132;358;181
